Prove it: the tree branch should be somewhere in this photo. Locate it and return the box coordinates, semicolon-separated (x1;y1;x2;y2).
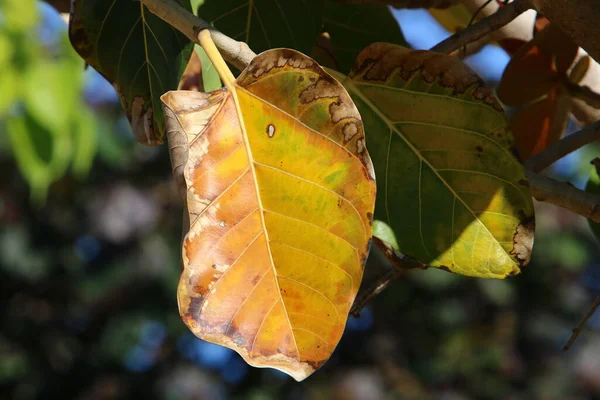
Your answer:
430;0;533;54
563;294;600;351
524;121;600;173
564;80;600;110
139;0;256;71
527;171;600;223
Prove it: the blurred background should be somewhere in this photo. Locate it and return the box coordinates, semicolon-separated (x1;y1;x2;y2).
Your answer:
1;2;599;399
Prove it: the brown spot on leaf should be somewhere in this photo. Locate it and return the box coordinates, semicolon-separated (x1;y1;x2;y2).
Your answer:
510;217;535;266
475;146;483;153
187;297;203;317
266;124;276;138
342;122;358;143
354;43;503;108
518;179;530;188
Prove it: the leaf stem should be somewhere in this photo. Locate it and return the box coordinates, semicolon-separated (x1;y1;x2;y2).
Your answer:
350;238;428;316
563;294;600;351
430;0;533;54
139;0;256;71
524;121;600;173
198;30;236;89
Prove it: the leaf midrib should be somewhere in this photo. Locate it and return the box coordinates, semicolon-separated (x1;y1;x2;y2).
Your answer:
229;84;302;359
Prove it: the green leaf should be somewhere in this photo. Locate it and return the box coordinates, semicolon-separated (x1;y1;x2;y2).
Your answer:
196;45;222;92
69;0;194;145
198;0;324;55
322;1;406;73
330;43;535;278
586;158;600;241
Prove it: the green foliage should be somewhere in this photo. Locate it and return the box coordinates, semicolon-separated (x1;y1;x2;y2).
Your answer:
69;0;194;145
198;0;325;56
1;0;97;202
322;1;406;72
329;45;534;278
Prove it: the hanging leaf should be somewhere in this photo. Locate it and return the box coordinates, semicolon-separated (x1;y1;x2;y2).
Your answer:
586;159;600;241
497;24;578;107
329;43;534;278
162;33;376;381
69;0;194;145
509;88;572;160
197;0;324;56
320;1;406;73
497;23;581;160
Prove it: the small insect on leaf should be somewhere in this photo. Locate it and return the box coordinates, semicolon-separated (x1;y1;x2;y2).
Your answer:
162;31;376;381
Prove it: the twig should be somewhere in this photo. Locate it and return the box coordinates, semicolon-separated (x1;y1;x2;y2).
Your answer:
350;238;428;316
430;0;533;54
526;171;600;223
564;80;600;110
373;237;428;272
524;121;600;173
350;267;403;317
139;0;256;71
563;294;600;351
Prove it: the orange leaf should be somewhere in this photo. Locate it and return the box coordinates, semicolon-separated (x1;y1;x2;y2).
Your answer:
162;33;376;381
497;39;557;106
497;24;578;107
510;88;570;160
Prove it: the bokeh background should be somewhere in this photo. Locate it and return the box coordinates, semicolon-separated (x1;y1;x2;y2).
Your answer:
1;3;600;399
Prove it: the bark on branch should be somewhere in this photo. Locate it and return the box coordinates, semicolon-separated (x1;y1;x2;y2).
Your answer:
139;0;256;71
527;171;600;223
430;0;533;54
525;121;600;173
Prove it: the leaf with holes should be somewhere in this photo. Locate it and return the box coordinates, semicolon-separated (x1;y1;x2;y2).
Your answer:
69;0;193;145
329;43;534;278
162;34;376;381
198;0;324;55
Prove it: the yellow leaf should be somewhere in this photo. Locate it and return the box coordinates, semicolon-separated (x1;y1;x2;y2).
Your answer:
161;31;376;381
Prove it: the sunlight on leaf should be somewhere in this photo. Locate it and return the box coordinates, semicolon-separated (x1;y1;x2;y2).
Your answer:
330;43;534;279
162;36;376;381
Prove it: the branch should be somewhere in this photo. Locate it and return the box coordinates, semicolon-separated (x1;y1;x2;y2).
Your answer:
564;80;600;110
526;171;600;223
139;0;256;71
430;0;533;54
563;294;600;351
524;121;600;173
